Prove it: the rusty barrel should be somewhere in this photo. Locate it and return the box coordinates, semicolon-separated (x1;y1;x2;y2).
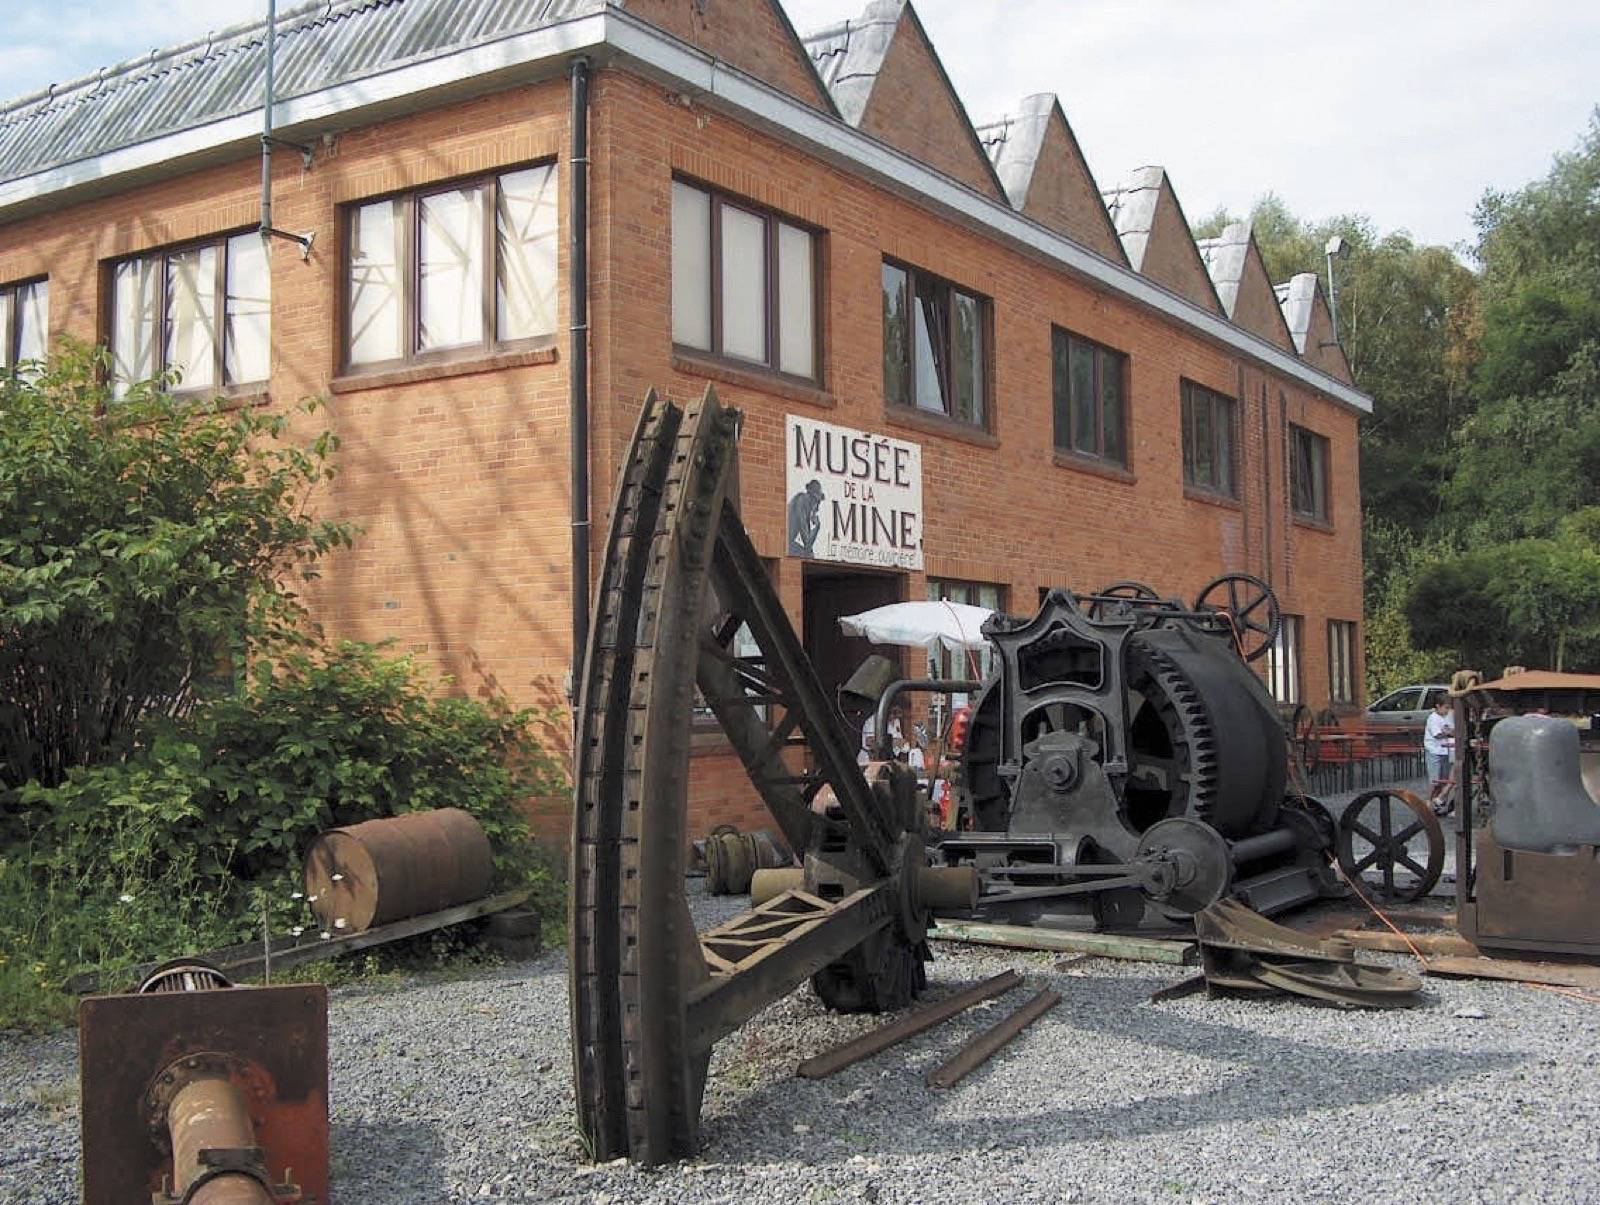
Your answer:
303;808;493;933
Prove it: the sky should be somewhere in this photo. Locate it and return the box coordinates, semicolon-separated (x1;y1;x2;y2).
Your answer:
3;0;1597;253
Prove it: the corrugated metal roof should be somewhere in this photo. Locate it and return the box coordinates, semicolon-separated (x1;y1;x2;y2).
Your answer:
0;0;603;185
974;93;1054;211
1196;220;1250;318
1101;166;1163;271
1274;272;1319;353
800;1;900;127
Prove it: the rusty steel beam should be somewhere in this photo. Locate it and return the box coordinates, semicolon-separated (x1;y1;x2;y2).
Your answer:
794;970;1022;1080
925;988;1061;1089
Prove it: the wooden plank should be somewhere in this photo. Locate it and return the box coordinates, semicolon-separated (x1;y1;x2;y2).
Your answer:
1424;955;1600;990
1331;929;1479;957
68;889;531;994
220;889;532;980
929;921;1194;965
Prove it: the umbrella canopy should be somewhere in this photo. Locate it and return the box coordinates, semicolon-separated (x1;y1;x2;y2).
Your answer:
838;600;994;652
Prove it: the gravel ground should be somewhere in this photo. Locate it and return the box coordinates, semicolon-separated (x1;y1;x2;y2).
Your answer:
6;782;1598;1205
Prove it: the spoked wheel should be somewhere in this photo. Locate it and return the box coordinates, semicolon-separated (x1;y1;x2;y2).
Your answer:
1081;579;1161;622
1193;573;1281;662
572;388;964;1165
1335;788;1445;902
1287;703;1321;776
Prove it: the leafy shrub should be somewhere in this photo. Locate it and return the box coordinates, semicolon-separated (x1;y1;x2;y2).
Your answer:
3;642;566;1026
0;341;352;798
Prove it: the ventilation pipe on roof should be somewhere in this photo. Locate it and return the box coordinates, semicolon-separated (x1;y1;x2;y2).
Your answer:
569;55;593;700
260;0;315;258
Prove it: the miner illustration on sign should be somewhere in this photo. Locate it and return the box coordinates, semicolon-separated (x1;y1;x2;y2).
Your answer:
786;478;824;556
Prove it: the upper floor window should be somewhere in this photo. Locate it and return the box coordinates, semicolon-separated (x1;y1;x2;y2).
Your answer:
344;163;558;369
1052;327;1127;466
1291;424;1331;522
1180;380;1236;497
1328;619;1357;705
672;180;817;381
110;235;268;398
1;278;47;375
882;260;987;427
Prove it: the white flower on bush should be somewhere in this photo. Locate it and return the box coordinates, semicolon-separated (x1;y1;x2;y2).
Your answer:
334;918;348;930
290;926;306;937
320;930;332;940
118;893;134;904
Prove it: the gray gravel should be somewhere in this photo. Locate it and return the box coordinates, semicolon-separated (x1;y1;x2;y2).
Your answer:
6;801;1600;1203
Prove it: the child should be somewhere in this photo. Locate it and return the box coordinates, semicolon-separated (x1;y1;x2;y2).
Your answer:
1424;696;1455;815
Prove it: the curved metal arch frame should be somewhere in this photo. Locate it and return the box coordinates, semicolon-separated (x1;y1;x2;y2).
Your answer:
571;389;930;1166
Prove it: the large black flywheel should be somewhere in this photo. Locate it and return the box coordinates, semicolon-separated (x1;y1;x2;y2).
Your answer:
954;625;1283;840
953;677;1008;830
1126;627;1284;836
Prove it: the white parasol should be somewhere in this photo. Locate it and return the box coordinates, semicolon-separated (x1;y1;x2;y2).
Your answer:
838;600;994;652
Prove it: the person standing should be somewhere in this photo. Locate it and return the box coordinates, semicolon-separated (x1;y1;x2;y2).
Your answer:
1424;696;1456;815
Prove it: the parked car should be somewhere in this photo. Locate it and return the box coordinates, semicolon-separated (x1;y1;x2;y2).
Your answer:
1365;683;1450;727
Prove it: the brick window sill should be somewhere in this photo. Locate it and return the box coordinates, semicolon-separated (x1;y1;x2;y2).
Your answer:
1292;514;1336;535
200;392;272;416
672;352;834;409
1183;486;1243;512
1053;450;1136;484
884;405;998;449
330;346;558;395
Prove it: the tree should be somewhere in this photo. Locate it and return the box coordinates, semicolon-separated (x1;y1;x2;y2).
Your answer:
0;343;353;792
1194;196;1478;534
1407;531;1600;673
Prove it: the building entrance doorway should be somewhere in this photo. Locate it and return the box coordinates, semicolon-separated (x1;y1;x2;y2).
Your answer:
801;564;906;739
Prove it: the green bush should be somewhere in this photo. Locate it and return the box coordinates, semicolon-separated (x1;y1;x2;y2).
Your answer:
0;353;567;1030
2;642;566;1028
0;341;352;798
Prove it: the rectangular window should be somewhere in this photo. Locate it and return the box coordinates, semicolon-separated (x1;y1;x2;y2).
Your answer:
1;277;48;376
1181;380;1237;497
883;259;988;427
1051;327;1127;466
925;579;1003;683
1266;613;1303;705
109;236;267;398
344;163;558;370
671;179;817;381
1291;425;1331;522
1328;620;1357;705
926;578;1002;737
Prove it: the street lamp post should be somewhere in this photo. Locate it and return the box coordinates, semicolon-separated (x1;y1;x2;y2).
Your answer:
1324;235;1350;342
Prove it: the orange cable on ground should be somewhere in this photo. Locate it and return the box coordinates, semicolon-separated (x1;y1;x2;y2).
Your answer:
1286;753;1433;968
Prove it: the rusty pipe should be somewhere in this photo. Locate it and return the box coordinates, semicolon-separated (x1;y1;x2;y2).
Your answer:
167;1077;274;1205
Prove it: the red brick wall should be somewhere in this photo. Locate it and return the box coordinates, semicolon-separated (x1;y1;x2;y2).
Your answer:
589;69;1366;832
855;10;1004;203
0;61;1366;846
1022;109;1126;264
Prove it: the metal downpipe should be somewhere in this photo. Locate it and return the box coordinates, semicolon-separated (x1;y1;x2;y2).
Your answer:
569;56;593;697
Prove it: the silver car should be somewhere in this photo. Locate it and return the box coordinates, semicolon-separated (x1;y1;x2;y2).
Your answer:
1365;683;1450;727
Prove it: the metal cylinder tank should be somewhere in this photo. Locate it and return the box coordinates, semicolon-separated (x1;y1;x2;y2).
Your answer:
302;808;493;932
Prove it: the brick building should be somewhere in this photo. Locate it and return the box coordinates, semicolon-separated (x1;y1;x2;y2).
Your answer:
0;0;1372;835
